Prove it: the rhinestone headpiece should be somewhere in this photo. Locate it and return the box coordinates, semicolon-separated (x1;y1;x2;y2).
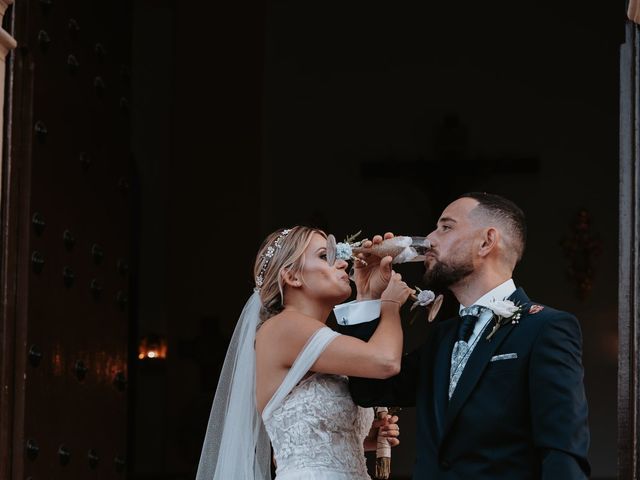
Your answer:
255;229;292;288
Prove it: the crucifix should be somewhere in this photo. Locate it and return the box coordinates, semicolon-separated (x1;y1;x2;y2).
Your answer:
360;115;540;212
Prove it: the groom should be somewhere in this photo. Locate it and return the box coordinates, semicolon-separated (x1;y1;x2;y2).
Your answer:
335;192;590;479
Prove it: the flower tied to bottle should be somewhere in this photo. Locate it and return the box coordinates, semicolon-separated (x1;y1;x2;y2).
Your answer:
409;287;444;324
326;231;364;266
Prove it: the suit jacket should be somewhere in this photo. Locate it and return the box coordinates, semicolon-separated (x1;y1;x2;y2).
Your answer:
338;288;591;480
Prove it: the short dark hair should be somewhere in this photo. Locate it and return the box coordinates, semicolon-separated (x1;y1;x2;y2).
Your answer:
459;192;527;263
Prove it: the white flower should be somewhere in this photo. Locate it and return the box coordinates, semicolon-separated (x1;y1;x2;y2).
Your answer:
485;299;524;340
335;242;353;261
410;287;436;311
416;289;435;306
487;299;520;318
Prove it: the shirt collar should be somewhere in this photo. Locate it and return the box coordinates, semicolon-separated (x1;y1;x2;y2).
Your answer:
458;278;516;313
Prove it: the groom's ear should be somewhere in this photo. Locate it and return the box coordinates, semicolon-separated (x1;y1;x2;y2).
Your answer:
281;268;302;288
478;227;499;258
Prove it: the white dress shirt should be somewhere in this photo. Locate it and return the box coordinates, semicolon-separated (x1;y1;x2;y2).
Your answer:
458;278;517;346
448;279;517;397
333;299;381;326
333;279;517;329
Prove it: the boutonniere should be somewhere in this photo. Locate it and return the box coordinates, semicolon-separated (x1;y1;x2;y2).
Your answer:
485;299;524;341
409;287;444;324
529;304;544;315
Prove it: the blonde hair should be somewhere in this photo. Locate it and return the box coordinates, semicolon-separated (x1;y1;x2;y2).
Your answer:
254;226;326;322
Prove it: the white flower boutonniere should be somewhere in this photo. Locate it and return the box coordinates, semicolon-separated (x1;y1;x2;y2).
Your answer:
485;299;524;341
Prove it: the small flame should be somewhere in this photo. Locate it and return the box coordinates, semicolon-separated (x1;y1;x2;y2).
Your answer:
138;335;167;361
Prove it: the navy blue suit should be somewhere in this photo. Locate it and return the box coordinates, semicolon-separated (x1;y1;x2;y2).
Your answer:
340;288;590;479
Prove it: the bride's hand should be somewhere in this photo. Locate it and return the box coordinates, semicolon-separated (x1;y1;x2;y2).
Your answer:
354;232;395;300
363;413;400;451
380;272;415;307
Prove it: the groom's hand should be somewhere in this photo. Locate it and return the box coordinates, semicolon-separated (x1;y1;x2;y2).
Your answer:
364;414;400;451
354;232;394;300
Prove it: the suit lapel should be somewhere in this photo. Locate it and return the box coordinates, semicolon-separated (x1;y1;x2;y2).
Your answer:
508;287;530;307
440;288;531;442
433;320;456;440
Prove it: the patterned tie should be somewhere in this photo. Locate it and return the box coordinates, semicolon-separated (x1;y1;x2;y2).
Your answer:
457;305;483;341
449;305;484;399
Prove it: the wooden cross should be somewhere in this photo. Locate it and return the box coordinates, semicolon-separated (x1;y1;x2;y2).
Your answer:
360;115;540;211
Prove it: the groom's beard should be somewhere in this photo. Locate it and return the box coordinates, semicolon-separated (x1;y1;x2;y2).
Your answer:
422;257;474;291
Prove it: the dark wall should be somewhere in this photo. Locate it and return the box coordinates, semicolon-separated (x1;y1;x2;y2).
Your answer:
132;1;623;478
132;0;265;476
131;1;173;474
263;2;621;477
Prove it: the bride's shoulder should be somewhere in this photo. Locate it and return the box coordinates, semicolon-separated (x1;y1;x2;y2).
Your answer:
265;310;325;330
256;312;328;349
256;314;333;368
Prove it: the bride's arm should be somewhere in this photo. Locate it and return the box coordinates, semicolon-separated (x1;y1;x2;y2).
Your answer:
311;300;403;379
272;273;411;380
311;272;411;379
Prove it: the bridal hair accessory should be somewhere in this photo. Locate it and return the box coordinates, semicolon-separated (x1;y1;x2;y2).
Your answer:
255;229;291;288
326;232;432;266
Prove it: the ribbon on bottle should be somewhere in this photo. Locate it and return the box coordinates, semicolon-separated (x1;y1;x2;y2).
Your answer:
374;406;391;479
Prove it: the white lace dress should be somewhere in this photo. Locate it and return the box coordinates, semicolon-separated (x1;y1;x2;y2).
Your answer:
262;327;374;480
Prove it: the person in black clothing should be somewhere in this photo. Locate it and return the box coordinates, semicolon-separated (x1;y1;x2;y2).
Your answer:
335;192;590;479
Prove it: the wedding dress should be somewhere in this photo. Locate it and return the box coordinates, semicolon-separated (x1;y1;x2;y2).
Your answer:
262;327;374;480
195;292;373;480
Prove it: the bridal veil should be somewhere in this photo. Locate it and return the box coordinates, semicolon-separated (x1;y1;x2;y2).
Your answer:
195;290;271;480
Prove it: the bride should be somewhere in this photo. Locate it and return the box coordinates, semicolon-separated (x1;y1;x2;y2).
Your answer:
196;226;413;479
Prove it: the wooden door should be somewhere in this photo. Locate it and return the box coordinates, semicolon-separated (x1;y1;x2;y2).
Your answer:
0;1;133;478
620;5;639;479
